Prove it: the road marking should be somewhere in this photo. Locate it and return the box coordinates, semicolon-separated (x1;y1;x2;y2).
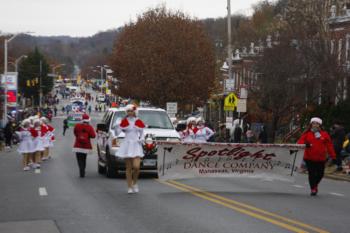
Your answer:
159;180;330;233
39;187;48;196
329;192;345;197
292;185;304;188
35;169;41;174
262;178;273;182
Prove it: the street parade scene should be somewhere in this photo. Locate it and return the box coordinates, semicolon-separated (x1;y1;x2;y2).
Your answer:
1;1;350;233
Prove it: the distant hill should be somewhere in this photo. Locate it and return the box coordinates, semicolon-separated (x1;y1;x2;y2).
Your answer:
2;15;249;76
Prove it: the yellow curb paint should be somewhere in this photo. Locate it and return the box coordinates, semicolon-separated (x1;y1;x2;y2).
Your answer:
157;179;329;233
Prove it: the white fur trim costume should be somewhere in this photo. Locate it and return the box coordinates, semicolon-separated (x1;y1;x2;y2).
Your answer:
115;116;145;158
16;127;35;153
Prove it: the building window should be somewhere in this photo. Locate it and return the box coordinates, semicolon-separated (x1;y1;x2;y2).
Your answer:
330;40;335;55
346;34;350;61
338;39;343;63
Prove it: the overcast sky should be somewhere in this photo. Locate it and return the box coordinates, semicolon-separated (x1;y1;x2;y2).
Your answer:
0;0;264;37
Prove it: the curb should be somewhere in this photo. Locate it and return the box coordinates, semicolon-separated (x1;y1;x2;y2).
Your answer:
325;174;350;182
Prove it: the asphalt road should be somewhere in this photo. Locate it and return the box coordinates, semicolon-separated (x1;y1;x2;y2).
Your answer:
1;97;350;233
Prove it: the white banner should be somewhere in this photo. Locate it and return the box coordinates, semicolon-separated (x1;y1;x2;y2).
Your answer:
157;142;304;181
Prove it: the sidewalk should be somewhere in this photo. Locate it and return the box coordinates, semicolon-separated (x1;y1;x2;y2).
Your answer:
324;164;350;182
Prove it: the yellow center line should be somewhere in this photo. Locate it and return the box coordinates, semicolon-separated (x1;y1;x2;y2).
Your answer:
158;180;309;233
168;180;329;233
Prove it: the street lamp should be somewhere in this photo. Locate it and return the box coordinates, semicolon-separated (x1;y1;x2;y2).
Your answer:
2;31;33;126
15;55;28;72
96;65;110;94
52;63;65;75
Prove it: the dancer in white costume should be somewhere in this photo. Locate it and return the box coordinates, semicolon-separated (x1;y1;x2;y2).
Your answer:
115;104;145;194
194;117;214;143
16;119;35;171
181;117;197;143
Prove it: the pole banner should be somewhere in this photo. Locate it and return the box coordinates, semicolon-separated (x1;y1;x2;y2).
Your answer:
157;142;305;181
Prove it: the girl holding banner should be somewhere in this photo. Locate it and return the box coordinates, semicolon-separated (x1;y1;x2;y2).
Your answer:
298;117;336;196
194;117;214;143
181;117;197;143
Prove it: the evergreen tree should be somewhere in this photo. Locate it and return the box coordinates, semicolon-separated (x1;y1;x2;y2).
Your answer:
18;47;52;105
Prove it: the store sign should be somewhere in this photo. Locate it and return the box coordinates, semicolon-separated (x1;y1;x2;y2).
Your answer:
166;102;177;117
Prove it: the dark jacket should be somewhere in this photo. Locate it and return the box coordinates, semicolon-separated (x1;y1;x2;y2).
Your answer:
331;125;345;153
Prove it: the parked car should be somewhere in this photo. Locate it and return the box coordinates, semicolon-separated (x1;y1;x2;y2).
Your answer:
96;107;180;178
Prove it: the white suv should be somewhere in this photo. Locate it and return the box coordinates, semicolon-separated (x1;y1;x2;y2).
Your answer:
96;107;180;178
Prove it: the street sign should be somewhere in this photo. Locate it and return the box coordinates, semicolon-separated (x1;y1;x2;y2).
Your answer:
237;99;247;112
224;93;237;111
224;79;235;92
240;87;248;99
166;102;177;117
226;116;233;128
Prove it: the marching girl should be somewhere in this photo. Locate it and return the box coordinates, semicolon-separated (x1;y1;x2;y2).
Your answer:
115;104;145;194
40;117;55;160
30;119;45;168
181;117;197;143
194;117;214;143
16;119;35;171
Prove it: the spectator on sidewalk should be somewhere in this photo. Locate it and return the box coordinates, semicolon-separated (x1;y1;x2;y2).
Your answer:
330;121;346;172
63;118;69;136
258;125;268;143
4;118;16;149
54;106;57;116
232;123;242;143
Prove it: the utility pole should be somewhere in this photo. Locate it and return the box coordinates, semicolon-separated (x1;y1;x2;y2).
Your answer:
3;38;8;126
39;60;42;108
227;0;232;85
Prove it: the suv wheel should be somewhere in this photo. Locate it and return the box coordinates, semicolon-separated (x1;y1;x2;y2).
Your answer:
105;148;119;178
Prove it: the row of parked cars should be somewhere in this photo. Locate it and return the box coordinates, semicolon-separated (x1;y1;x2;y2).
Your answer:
96;106;180;178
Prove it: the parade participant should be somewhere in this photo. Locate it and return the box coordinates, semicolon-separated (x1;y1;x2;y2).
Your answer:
181;117;197;143
16;119;35;171
194;117;214;143
72;113;96;178
297;117;336;196
40;117;50;161
63;118;69;136
30;119;45;168
115;104;145;194
41;117;55;160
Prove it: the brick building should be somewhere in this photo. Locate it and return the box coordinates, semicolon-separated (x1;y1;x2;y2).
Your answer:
329;2;350;102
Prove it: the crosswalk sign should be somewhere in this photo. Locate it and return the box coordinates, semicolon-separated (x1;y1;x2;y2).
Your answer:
224;93;238;111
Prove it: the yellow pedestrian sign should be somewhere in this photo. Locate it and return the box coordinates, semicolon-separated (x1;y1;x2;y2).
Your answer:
224;93;238;111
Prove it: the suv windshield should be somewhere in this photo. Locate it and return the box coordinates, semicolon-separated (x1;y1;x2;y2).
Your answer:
112;110;174;129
